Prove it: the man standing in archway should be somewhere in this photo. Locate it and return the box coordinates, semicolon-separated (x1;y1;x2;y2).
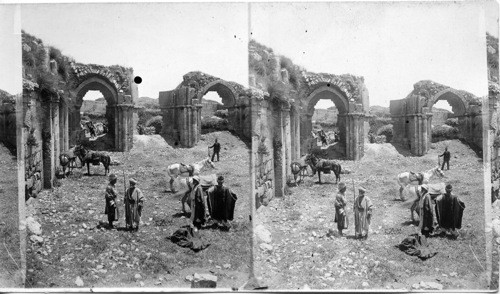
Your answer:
439;147;451;170
209;139;221;162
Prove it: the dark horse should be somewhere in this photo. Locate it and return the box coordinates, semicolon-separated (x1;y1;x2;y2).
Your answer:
74;145;111;176
305;154;342;184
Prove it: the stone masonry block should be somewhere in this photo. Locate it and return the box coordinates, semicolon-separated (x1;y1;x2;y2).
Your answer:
191;273;217;288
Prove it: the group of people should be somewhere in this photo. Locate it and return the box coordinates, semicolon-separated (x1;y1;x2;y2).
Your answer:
334;182;374;239
417;183;465;238
104;174;145;231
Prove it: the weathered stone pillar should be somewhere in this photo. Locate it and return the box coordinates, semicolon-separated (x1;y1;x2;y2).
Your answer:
283;107;292;179
42;98;56;189
52;100;60;168
116;103;134;151
274;108;285;198
345;111;365;161
299;113;313;155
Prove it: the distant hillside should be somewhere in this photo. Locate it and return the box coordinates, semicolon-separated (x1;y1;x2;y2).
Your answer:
81;99;106;115
313;108;337;124
136;97;159;109
369;105;390;117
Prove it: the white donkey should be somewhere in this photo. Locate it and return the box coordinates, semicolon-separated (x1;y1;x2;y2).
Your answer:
167;158;215;193
396;166;445;200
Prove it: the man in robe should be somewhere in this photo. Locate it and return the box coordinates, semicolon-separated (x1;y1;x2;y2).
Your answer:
189;176;210;231
104;174;119;229
418;184;438;236
124;178;144;232
435;184;465;237
334;182;348;236
206;175;237;230
354;186;373;239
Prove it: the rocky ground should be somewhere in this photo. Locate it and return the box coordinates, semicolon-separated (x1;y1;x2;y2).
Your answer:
0;143;22;287
255;139;489;290
25;131;251;289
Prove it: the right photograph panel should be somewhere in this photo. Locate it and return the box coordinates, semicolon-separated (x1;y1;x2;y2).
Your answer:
250;1;493;290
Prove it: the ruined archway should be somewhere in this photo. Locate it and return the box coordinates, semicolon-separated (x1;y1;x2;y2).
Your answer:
299;73;369;160
390;80;482;155
159;71;251;147
68;64;136;152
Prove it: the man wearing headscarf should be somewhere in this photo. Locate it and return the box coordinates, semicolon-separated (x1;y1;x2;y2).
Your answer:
354;187;373;239
435;184;465;237
104;174;119;229
206;175;237;230
124;178;144;231
334;182;348;236
418;184;438;236
189;176;210;231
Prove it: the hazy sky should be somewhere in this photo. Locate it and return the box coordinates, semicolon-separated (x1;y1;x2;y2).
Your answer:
21;3;249;101
0;5;21;95
251;1;494;108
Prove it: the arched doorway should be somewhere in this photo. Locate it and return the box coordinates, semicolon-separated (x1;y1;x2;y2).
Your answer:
301;85;350;159
199;80;238;134
70;75;118;150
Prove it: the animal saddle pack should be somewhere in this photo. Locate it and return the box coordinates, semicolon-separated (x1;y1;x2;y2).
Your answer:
90;153;102;165
408;172;424;184
398;233;438;260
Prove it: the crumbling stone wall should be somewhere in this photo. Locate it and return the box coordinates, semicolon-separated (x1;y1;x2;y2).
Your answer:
391;80;482;156
159;72;251;147
22;31;137;198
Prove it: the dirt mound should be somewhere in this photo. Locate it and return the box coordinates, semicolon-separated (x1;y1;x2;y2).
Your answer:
131;134;171;151
363;143;401;160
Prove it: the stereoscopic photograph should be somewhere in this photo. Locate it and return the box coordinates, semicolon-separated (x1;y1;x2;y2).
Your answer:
20;3;251;289
0;0;498;291
250;1;498;291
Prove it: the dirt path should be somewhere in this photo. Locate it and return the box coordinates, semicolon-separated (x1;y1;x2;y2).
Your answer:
26;131;251;289
255;140;488;290
0;143;22;287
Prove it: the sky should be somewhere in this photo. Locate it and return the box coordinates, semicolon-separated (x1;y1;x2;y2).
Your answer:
251;1;496;108
0;5;21;95
21;3;249;101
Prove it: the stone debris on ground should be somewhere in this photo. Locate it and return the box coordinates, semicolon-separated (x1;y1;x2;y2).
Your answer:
191;273;217;288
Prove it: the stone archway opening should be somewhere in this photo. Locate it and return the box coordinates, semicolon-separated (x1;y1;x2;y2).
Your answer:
303;86;349;159
199;81;238;134
70;75;118;151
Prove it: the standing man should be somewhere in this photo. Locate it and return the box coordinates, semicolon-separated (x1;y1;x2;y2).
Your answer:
207;175;237;230
435;184;465;237
439;147;451;170
418;184;438;236
354;187;373;239
334;182;348;236
124;178;144;232
189;176;210;231
104;174;119;229
209;139;221;162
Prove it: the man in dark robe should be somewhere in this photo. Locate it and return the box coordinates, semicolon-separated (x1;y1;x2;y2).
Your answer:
189;176;210;230
418;184;438;236
436;184;465;237
104;174;119;229
206;175;237;230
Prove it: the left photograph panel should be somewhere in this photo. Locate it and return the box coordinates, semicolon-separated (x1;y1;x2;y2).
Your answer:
21;3;252;289
0;4;24;288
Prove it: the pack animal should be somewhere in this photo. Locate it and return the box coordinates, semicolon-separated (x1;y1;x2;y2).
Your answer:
305;154;342;184
74;145;111;176
166;158;215;193
59;146;78;177
403;182;446;222
174;174;217;214
396;166;444;200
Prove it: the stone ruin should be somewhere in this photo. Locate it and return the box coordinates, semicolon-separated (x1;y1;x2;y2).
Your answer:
390;80;482;156
21;32;137;199
159;71;251;147
0;89;17;153
248;42;370;206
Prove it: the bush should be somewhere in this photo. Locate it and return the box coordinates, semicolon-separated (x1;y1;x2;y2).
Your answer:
376;124;393;142
145;116;163;134
445;118;459;127
432;125;459;140
137;108;161;126
214;109;228;119
201;116;228;131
